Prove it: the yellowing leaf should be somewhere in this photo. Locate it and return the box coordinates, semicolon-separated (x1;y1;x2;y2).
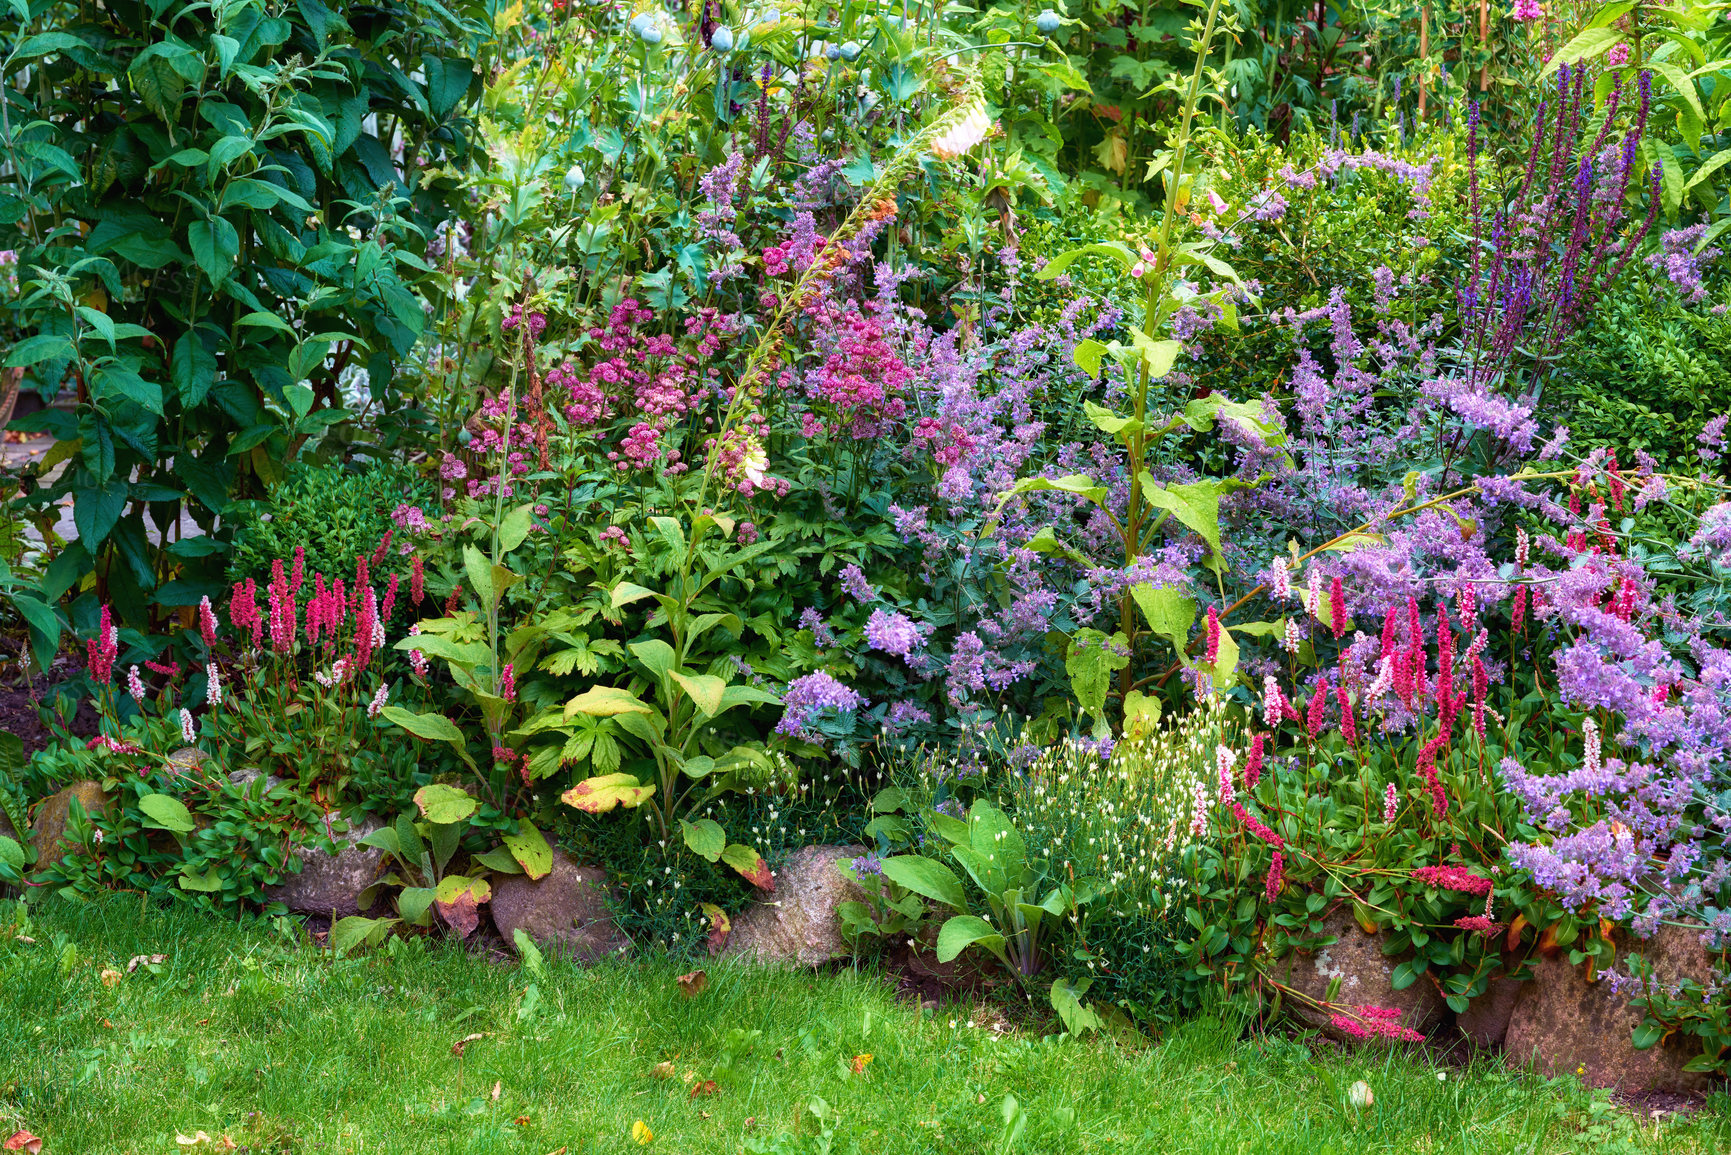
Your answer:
632;1119;654;1145
560;772;655;813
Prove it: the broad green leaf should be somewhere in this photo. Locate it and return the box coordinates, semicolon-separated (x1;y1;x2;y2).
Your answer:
502;821;553;879
1649;60;1708;127
560;772;655;813
138;792;194;834
629;639;676;679
380;706;475;771
680;817;726;863
1050;977;1105;1035
1065;628;1129;720
498;502;535;552
1083;399;1141;438
670;671;726;716
413;783;477;824
935;915;1005;963
879;854;966;911
462;544;495;609
1072;338;1109;378
564;685;652;718
1034;241;1135;279
1130;331;1182;379
331;915;398;954
0;835;26;869
1008;473;1107;507
1140;475;1230;571
1539;27;1623;79
178;864;223;892
611;581;659;609
1130;582;1196;657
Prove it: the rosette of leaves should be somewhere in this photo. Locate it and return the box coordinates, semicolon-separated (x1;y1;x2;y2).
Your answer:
0;0;485;633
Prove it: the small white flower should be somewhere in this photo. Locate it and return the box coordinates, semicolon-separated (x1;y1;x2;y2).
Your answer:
206;663;222;708
179;708;197;744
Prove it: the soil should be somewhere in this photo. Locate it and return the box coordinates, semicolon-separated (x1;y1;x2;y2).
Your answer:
0;636;99;758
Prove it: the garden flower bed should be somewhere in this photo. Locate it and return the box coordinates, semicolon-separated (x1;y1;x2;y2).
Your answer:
4;0;1731;1142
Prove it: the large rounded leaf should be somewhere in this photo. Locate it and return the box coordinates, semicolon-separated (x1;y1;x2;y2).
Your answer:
936;915;1005;964
138;792;194;834
560;772;655;813
879;855;966;912
414;783;478;825
680;818;726;863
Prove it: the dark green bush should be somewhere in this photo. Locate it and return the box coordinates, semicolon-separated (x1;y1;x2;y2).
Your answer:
0;0;486;640
227;459;431;585
1552;285;1731;472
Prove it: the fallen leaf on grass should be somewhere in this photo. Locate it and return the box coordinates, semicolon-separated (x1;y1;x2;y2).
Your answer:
1348;1080;1374;1109
126;954;166;973
174;1133;235;1148
513;1116;531;1126
676;970;708;997
648;1062;676;1080
850;1053;873;1076
491;1081;501;1100
99;968;122;988
451;1032;486;1057
688;1080;718;1098
631;1119;653;1145
101;1019;115;1029
4;1131;43;1153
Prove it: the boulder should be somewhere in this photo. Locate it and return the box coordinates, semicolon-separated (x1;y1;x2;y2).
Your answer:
1273;908;1446;1043
28;781;112;874
491;850;628;962
725;845;867;968
228;767;286;795
1457;975;1524;1047
265;814;385;919
1504;924;1719;1093
166;746;208;779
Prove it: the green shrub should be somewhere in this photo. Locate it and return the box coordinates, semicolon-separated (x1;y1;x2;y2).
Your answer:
0;0;485;637
227;459;431;585
1552;282;1731;472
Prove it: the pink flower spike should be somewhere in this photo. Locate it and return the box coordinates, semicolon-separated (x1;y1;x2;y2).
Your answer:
1205;606;1221;665
87;604;119;686
1328;576;1346;638
1244;734;1264;790
198;596;219;648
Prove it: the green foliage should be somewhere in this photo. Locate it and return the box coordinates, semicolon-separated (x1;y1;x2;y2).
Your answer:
227;458;432;584
1554;285;1731;472
0;0;485;631
19;712;331;913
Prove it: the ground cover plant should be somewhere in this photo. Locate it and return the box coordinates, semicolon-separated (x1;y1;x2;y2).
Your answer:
5;0;1731;1147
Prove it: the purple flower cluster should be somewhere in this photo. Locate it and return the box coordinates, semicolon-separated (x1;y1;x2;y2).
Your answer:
774;671;866;742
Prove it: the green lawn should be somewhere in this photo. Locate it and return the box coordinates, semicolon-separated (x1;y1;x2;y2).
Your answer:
1;897;1726;1154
